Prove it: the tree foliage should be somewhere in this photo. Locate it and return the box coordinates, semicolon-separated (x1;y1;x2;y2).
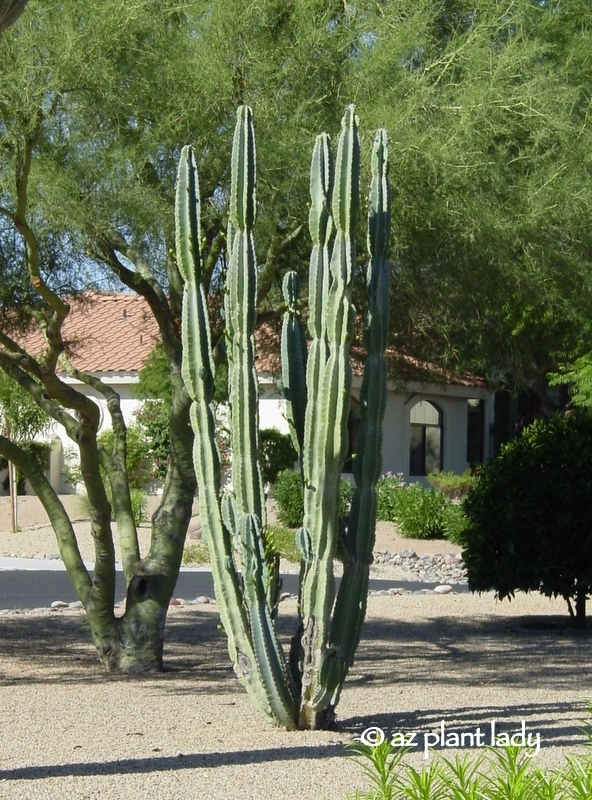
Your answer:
0;370;50;441
0;0;375;670
354;0;592;405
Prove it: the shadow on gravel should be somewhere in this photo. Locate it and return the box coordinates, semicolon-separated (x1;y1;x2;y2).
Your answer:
351;613;592;692
0;610;234;691
0;743;346;781
340;700;589;751
0;608;592;691
1;607;591;700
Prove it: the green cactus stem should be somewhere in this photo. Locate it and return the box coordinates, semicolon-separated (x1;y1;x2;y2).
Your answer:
298;106;359;729
177;109;297;730
180;104;389;731
326;128;391;712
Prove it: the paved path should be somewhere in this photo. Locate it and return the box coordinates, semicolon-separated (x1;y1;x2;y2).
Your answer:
0;559;467;609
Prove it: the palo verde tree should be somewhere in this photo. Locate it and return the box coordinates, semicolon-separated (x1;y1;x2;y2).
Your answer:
179;105;390;729
352;0;592;410
0;1;371;671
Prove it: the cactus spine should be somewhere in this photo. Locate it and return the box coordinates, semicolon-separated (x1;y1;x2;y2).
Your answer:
179;105;390;730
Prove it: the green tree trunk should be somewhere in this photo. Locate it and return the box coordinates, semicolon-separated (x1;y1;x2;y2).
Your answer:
0;395;196;672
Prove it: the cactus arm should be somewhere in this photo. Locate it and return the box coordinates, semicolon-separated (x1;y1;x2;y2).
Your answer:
225;108;296;723
177;142;296;728
298;106;359;728
240;514;298;724
226;106;265;530
327;129;391;709
281;272;307;454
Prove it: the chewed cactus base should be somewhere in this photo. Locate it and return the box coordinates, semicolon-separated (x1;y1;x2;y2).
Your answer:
178;105;390;729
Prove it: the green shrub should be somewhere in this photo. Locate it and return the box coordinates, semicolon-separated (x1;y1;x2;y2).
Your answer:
427;469;476;499
134;400;170;479
259;428;298;485
273;470;303;528
376;473;467;541
273;469;352;529
440;501;469;545
393;483;449;539
97;424;153;491
64;424;151;526
266;524;301;563
130;487;148;526
375;473;406;523
461;411;592;627
73;485;148;526
182;542;210;566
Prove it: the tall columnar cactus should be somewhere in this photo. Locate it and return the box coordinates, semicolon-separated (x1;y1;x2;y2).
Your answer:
178;105;390;730
177;108;296;729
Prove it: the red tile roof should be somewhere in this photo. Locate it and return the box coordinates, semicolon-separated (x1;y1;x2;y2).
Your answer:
17;293;486;388
254;321;487;388
21;294;160;373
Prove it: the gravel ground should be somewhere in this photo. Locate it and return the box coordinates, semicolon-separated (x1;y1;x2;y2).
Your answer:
0;495;459;567
0;495;591;799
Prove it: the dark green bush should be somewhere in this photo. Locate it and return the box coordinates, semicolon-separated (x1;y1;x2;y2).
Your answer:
273;469;352;529
259;428;298;485
460;411;592;627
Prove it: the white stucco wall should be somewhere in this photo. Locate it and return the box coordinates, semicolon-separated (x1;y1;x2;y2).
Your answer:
258;380;290;435
376;381;494;484
37;373;144;495
20;370;493;495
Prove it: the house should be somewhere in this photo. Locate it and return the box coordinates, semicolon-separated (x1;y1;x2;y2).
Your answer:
6;294;495;493
255;328;495;484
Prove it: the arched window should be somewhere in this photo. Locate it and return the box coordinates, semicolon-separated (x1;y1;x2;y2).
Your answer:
409;400;442;476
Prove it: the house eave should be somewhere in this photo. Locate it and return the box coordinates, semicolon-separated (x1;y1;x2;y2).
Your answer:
60;371;140;387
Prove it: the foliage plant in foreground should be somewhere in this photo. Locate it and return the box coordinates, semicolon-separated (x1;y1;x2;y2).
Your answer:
460;411;592;628
344;737;592;800
179;105;390;729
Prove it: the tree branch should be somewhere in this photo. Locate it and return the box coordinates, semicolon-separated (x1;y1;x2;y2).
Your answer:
0;433;92;601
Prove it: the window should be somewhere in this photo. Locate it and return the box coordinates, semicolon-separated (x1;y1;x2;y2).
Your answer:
409;400;442;476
